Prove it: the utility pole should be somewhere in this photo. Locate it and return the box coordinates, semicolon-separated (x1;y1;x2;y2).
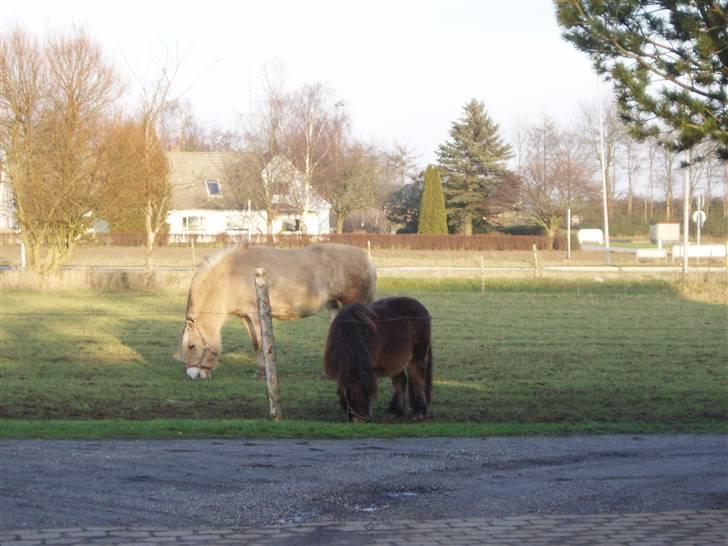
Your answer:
682;149;691;278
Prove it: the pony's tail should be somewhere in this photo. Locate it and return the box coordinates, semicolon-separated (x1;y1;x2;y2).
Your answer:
425;345;433;404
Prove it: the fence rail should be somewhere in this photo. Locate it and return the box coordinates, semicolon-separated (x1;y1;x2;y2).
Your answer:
0;231;564;251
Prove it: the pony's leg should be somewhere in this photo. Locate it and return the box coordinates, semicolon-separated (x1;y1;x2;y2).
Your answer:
387;371;407;417
407;352;430;417
242;316;265;379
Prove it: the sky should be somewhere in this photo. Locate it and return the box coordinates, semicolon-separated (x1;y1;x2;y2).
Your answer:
2;0;603;167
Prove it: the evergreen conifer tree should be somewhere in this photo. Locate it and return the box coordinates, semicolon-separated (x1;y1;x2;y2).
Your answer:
556;0;728;161
418;165;448;234
436;99;514;235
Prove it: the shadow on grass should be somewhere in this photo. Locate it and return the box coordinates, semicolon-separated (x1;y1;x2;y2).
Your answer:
0;281;726;430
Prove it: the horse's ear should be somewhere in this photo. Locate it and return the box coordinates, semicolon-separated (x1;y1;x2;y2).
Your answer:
174;326;190;362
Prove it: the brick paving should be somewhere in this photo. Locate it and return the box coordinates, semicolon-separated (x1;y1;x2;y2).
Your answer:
1;510;726;546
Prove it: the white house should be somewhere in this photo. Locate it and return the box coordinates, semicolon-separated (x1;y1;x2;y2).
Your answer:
0;150;18;232
166;151;331;242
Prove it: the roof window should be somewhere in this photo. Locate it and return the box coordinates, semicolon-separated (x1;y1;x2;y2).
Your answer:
206;180;222;197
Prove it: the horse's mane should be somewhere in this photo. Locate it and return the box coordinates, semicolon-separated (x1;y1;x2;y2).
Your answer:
324;304;378;398
187;246;240;311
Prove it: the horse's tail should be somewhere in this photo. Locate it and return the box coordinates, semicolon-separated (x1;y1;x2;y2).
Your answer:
324;304;378;399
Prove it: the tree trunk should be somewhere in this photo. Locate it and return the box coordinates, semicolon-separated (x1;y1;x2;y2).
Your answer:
266;209;274;236
664;151;673;220
144;202;155;272
546;229;556;250
546;215;562;250
335;212;345;234
460;212;473;235
627;165;634;216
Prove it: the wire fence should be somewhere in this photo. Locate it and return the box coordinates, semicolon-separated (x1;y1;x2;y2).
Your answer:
1;231;568;251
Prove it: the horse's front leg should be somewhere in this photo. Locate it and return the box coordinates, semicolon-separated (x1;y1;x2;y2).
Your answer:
387;371;407;418
242;315;265;379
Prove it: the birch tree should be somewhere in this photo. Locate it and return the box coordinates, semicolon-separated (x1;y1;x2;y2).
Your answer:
284;83;345;232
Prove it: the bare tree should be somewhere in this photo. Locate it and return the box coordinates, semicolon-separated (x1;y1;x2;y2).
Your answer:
617;126;642;217
282;83;345;232
579;99;621;203
98;117;169;240
646;137;658;220
317;139;382;233
384;142;419;188
235;77;290;234
158;98;238;152
518;116;598;247
122;52;191;270
0;27;122;274
659;146;675;220
158;98;210;151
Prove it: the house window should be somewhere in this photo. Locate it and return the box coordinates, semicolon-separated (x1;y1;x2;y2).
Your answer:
182;216;205;231
206;180;222;197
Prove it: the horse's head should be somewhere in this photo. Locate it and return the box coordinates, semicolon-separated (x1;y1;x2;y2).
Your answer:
175;316;220;380
325;303;378;422
339;383;374;423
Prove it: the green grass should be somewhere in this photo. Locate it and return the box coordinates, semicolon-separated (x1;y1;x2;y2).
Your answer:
2;419;725;440
1;278;726;438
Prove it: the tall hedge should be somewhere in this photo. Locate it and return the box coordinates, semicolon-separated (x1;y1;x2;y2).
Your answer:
418;165;448;234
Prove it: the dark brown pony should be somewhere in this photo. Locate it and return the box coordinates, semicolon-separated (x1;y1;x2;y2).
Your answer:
324;296;433;421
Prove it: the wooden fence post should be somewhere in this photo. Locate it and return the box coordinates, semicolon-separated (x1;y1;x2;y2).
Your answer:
190;236;196;269
532;244;541;279
254;268;283;421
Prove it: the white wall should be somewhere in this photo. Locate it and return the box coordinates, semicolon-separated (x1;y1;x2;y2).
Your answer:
166;207;331;240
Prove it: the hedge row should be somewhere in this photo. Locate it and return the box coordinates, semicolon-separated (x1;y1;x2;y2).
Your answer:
86;232;556;251
1;232;567;251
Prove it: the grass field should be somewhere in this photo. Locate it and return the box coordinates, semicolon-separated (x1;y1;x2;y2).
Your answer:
1;278;726;438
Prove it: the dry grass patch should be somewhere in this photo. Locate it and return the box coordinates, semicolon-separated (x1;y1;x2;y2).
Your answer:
0;270;192;292
678;275;728;304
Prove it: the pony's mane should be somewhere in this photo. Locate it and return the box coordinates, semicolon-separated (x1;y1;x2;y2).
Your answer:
187;246;240;310
324;304;378;397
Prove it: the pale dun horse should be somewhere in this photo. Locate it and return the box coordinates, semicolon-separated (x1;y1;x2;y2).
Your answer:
177;243;377;379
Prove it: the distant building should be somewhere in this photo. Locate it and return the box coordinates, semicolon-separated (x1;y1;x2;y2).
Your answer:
0;149;18;232
166;151;331;242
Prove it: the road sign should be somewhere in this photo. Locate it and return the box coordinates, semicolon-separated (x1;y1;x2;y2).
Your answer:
692;210;707;228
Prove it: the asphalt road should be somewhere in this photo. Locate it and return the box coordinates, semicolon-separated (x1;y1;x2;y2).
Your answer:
1;434;726;530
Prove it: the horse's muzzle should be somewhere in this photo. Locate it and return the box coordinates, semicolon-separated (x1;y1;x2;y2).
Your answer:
186;366;211;380
347;407;373;423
